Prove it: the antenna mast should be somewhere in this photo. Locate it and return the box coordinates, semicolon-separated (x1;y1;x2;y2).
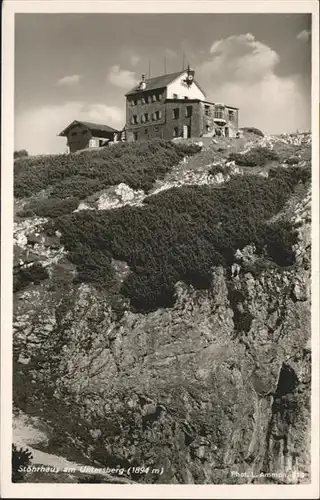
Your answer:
164;56;167;75
182;52;185;70
148;60;151;79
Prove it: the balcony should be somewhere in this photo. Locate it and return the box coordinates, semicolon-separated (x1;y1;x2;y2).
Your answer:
213;108;226;125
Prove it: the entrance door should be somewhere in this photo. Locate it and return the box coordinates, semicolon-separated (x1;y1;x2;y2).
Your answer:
225;127;229;137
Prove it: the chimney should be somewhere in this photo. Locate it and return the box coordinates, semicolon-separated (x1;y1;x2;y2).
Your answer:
140;73;146;90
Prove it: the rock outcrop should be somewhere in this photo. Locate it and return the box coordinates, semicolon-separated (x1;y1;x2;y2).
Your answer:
12;133;311;484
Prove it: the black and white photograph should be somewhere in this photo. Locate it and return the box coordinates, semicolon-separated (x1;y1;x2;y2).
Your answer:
1;0;319;498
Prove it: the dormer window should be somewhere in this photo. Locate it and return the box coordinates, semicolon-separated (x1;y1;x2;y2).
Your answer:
152;94;157;102
158;94;162;101
141;97;146;105
173;93;178;99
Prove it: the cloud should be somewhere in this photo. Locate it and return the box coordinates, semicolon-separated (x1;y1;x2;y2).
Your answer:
198;33;310;134
297;29;311;43
165;49;178;59
15;101;125;155
130;55;140;66
56;74;82;87
108;65;137;89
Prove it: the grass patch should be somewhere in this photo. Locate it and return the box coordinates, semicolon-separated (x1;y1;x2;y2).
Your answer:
49;166;309;313
14;140;201;199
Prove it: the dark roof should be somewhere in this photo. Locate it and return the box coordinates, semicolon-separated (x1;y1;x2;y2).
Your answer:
58;120;120;137
125;70;184;96
125;70;207;98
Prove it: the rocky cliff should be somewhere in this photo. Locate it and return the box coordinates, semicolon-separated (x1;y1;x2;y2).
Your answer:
12;133;311;484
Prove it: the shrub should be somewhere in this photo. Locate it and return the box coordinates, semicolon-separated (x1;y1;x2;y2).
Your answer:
209;164;231;176
13;263;49;292
14;140;200;199
14;149;29;159
285;156;299;165
240;127;264;137
19;197;80;218
52;167;303;313
229;147;279;167
12;444;33;482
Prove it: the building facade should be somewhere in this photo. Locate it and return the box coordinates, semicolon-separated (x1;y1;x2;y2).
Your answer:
124;67;239;142
58;120;122;153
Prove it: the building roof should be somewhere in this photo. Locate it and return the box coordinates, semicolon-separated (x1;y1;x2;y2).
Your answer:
125;70;206;97
58;120;120;137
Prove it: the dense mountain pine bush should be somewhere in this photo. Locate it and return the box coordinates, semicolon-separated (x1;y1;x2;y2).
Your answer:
240;127;264;137
14;263;49;292
228;147;279;167
14;140;201;198
51;166;308;312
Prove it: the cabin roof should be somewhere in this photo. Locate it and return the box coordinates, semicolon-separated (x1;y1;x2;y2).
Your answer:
58;120;120;137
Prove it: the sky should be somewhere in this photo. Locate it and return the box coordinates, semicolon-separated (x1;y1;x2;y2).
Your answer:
14;13;312;155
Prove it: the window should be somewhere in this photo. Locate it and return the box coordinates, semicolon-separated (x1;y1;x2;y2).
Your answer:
152;94;157;102
99;140;105;147
173;108;179;119
154;126;160;132
133;132;138;141
173;93;178;99
71;131;77;137
152;110;162;121
184;96;188;100
144;113;149;122
157;94;162;101
205;105;210;116
206;125;210;132
228;110;234;121
131;115;138;125
148;95;153;104
141;97;146;105
144;128;148;134
173;127;179;138
185;106;193;118
214;110;224;119
81;130;88;135
133;99;137;106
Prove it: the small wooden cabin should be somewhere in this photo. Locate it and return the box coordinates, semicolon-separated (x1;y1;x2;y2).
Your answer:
58;120;122;153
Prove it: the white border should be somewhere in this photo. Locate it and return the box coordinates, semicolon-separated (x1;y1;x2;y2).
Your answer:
1;1;319;498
